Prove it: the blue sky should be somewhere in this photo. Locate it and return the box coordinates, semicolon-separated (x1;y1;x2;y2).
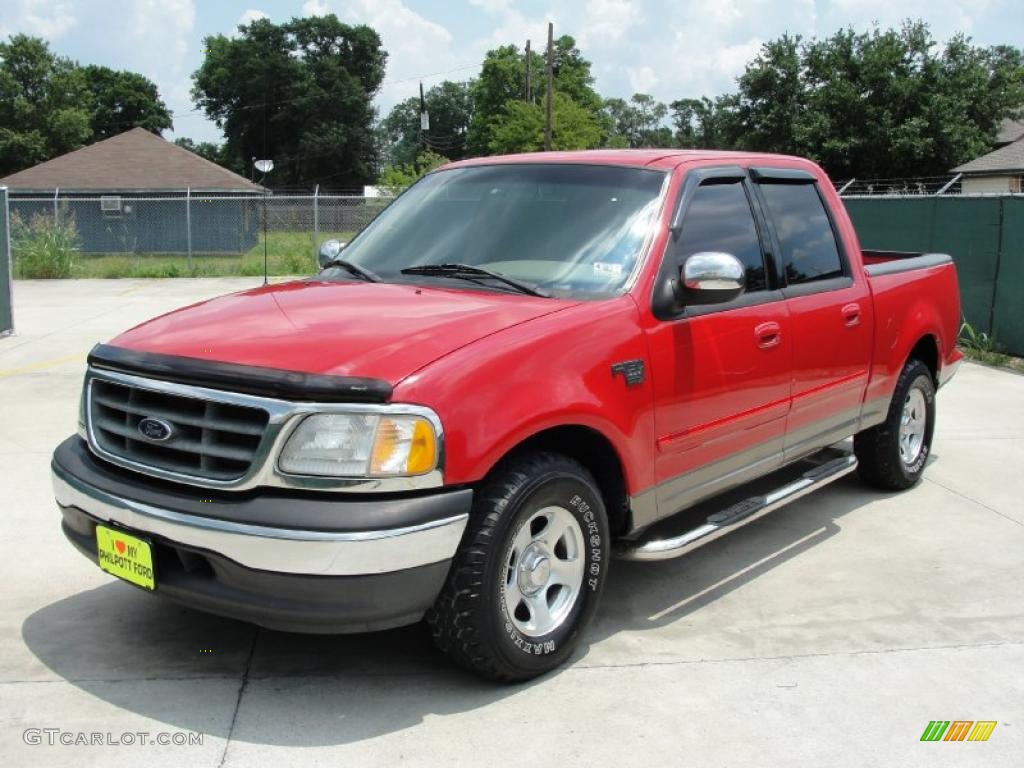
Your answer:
2;0;1021;144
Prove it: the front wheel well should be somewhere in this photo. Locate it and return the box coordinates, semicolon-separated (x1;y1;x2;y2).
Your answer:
908;334;939;383
494;425;630;537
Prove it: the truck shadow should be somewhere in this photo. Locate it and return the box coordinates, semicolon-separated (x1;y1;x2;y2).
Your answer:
21;474;900;747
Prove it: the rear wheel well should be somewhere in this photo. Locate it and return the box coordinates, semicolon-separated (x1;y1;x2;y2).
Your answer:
497;426;630;537
908;335;939;383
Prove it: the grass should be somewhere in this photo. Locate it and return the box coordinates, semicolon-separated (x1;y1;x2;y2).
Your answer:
960;347;1024;374
958;319;1024;373
21;231;356;280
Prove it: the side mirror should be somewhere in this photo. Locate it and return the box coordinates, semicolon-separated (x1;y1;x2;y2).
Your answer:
317;239;348;269
678;252;746;305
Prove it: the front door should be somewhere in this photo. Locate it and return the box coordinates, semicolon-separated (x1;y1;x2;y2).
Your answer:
646;169;793;520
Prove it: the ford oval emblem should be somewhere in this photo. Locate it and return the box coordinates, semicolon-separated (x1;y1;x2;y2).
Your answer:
138;417;174;442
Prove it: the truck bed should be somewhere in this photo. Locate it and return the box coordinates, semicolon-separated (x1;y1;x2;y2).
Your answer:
862;250;954;276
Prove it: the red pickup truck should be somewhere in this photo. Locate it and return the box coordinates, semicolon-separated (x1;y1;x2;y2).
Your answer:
52;150;961;681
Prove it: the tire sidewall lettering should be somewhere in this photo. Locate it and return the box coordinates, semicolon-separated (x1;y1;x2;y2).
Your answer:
497;481;606;658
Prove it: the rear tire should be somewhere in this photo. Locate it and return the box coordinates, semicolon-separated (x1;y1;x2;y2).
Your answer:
427;451;609;681
854;358;936;490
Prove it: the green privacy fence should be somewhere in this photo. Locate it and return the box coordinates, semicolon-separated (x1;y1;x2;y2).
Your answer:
843;195;1024;357
0;188;12;335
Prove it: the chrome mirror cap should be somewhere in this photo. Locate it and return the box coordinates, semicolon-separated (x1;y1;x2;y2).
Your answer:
680;251;746;305
317;239;348;269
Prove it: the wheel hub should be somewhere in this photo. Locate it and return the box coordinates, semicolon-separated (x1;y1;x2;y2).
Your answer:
517;544;552;595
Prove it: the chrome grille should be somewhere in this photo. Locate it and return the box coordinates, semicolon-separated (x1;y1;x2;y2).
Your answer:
89;378;269;481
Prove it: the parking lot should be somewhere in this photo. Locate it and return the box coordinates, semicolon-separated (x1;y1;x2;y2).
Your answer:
1;277;1022;767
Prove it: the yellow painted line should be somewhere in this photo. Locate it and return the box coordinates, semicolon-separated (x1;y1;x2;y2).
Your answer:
0;353;86;378
117;285;145;296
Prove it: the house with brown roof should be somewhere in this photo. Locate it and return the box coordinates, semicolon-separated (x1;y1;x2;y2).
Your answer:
952;117;1024;195
0;128;262;254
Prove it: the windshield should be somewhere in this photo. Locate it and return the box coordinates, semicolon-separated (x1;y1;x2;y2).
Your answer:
336;163;667;298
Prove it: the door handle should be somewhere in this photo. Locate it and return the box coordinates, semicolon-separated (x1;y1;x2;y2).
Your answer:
755;321;782;349
842;303;862;327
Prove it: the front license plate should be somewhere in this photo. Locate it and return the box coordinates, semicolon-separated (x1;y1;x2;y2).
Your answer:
95;525;155;590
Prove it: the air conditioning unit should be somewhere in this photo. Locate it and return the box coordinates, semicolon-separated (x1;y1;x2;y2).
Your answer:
100;196;122;213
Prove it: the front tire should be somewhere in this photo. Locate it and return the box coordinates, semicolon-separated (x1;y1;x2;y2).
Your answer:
427;451;609;681
854;358;936;490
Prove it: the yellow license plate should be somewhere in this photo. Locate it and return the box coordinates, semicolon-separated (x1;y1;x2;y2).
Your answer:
95;525;155;590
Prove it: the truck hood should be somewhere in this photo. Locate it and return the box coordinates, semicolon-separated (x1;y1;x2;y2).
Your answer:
109;279;577;385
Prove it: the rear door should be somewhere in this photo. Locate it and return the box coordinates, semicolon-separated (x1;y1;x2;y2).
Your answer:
750;168;873;461
646;167;792;519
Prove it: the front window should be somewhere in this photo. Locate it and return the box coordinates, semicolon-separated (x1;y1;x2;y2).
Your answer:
337;163;667;298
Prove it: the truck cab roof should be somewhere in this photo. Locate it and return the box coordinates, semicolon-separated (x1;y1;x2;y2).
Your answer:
442;148;818;172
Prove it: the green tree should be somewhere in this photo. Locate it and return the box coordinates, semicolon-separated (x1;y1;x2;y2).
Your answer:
730;33;804;156
722;21;1024;178
601;97;635;146
0;35;177;175
487;93;602;154
192;14;386;187
670;96;734;149
602;94;673;147
468;36;602;155
550;36;603;114
380;80;473;167
173;137;229;166
80;65;172;141
377;149;448;194
0;34;90;175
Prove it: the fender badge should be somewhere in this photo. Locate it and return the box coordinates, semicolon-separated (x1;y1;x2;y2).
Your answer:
611;359;645;387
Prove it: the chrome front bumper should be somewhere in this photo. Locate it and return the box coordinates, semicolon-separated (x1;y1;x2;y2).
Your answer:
52;460;469;577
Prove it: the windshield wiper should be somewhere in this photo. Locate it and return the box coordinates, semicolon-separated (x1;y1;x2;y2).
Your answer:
322;258;382;283
400;263;549;297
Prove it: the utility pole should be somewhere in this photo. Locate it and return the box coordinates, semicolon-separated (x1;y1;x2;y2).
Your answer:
419;81;429;151
525;39;532;103
544;22;554;151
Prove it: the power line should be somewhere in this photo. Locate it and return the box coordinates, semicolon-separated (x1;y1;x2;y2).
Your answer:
94;61;483;134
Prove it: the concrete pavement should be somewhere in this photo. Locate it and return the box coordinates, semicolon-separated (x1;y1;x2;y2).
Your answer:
1;278;1021;767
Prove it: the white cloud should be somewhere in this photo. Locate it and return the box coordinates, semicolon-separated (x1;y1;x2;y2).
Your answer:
237;9;270;27
0;0;77;40
303;0;464;112
826;0;992;36
79;0;198;140
469;0;514;12
628;65;658;94
578;0;644;45
302;0;329;16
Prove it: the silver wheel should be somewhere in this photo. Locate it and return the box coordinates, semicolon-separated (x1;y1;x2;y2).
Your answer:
899;387;927;465
502;505;585;638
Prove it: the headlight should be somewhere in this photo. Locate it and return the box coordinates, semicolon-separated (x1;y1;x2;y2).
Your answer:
278;412;439;478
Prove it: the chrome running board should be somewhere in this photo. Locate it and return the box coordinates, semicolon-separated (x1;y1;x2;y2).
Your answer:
617;452;858;562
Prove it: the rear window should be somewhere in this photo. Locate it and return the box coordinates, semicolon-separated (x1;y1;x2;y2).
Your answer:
759;183;844;284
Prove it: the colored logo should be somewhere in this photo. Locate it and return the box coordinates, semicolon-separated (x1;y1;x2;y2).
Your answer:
920;721;997;742
137;417;174;442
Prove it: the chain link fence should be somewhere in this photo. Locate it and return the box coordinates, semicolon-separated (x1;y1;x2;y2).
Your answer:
6;190;391;278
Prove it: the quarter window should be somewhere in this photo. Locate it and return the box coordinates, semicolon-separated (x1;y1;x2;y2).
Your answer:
674;181;767;293
759;183;844;284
